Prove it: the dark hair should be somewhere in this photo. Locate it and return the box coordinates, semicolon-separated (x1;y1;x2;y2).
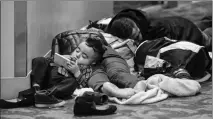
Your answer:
108;17;135;39
85;35;107;61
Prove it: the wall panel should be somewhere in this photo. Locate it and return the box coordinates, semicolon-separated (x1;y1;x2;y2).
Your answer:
27;1;113;72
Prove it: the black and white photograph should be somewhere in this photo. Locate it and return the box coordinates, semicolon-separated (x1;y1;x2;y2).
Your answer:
0;1;212;119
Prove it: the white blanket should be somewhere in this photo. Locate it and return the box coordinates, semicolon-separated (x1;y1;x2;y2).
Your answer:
73;74;201;105
109;74;201;105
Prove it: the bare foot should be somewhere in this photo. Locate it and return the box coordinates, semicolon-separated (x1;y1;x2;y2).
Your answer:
134;80;147;92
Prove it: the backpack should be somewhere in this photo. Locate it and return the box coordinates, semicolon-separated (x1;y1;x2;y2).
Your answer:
134;37;212;80
50;29;109;58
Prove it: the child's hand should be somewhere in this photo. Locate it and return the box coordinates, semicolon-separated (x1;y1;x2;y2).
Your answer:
66;58;81;78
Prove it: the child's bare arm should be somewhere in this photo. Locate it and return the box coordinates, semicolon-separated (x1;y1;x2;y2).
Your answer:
101;82;137;99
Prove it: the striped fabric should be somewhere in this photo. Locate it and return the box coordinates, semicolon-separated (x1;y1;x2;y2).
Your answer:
57;65;93;87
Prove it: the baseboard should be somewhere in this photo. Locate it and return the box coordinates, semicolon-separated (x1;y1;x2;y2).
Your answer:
0;51;51;100
1;77;30;100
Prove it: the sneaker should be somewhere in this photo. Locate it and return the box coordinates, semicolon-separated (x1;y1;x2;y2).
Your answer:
34;90;66;108
173;68;191;79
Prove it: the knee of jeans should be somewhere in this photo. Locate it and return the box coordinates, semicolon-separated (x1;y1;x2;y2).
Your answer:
32;57;47;65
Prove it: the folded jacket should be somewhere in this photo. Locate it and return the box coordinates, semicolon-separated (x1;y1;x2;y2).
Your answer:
73;95;117;116
82;91;109;105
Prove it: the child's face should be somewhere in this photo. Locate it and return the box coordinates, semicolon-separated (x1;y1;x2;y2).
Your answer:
70;42;99;66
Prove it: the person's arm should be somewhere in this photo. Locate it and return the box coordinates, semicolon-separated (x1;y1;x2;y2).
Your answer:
101;82;137;99
66;59;81;78
88;66;137;99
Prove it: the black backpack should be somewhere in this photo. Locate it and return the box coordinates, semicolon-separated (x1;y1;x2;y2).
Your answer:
134;37;212;80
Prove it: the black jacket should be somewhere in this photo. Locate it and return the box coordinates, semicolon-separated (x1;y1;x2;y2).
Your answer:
106;9;205;47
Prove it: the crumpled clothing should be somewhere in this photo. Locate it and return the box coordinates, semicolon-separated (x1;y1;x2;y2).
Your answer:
109;74;201;105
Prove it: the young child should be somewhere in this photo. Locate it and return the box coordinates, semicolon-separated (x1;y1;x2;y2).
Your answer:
63;33;146;99
31;36;109;107
32;31;147;108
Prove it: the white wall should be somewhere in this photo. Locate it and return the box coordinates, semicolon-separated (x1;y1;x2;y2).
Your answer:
27;1;113;72
1;1;15;77
0;1;113;99
0;1;113;77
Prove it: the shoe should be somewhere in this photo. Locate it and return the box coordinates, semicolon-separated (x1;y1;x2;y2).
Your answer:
17;88;35;102
0;97;34;109
82;91;108;105
74;96;117;116
34;90;66;108
173;68;191;79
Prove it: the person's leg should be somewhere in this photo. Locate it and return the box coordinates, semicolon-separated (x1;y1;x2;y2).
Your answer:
113;72;139;88
47;66;79;99
102;47;147;98
34;67;78;108
103;57;142;88
50;77;79;100
30;57;51;89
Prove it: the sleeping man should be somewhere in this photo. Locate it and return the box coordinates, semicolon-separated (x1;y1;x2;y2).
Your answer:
105;8;212;51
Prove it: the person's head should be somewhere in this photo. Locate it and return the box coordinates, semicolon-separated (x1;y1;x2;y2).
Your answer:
107;17;143;46
71;35;106;66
